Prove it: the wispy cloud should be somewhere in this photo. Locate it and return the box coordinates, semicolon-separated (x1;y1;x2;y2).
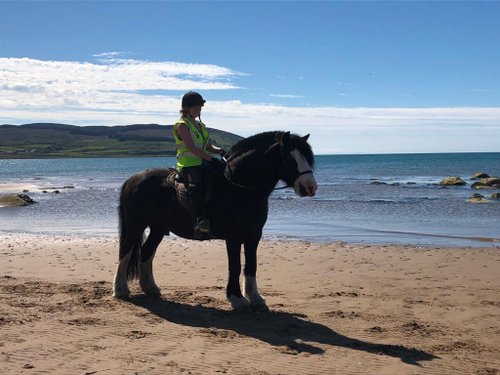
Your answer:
92;51;129;58
269;94;304;99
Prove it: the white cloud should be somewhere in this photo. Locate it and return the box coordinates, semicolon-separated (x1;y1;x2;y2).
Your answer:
269;94;304;99
1;57;499;154
0;57;242;95
92;51;129;58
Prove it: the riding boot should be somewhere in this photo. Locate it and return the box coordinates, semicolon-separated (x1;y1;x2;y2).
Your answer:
189;183;210;239
182;165;211;239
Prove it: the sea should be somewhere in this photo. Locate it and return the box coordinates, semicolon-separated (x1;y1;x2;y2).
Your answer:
0;153;499;248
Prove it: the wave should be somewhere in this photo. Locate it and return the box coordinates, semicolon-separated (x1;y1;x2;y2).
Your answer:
271;196;441;204
362;228;500;244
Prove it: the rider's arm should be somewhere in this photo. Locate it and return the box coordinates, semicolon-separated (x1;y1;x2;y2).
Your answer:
177;124;213;161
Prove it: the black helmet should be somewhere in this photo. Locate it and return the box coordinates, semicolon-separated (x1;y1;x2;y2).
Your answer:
182;91;206;108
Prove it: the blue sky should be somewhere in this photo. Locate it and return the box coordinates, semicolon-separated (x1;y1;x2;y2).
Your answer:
1;1;499;154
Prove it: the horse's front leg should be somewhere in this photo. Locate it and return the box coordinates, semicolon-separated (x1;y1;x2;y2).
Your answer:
244;231;267;309
226;239;250;310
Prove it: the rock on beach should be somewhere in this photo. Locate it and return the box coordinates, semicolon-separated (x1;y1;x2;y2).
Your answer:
0;194;36;207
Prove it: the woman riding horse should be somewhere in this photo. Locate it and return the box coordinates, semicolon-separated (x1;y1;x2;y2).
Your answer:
113;130;317;310
173;91;225;239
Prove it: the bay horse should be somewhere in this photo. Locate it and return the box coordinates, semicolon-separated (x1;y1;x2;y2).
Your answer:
113;131;317;310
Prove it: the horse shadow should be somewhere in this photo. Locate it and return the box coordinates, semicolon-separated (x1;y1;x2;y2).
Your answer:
127;295;438;366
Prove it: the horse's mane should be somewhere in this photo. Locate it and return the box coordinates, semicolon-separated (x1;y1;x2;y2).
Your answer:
227;131;315;168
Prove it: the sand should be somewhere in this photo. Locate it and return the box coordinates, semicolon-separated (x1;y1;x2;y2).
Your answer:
0;232;499;375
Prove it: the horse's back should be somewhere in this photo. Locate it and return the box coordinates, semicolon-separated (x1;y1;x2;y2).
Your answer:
121;167;177;205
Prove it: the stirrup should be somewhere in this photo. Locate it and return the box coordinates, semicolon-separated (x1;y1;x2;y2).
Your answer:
194;218;210;234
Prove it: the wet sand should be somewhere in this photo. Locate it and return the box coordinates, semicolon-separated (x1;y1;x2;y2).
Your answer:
0;233;499;374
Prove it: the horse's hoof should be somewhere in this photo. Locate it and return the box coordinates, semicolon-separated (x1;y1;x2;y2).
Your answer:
112;288;130;299
228;295;251;311
142;287;161;297
245;293;266;307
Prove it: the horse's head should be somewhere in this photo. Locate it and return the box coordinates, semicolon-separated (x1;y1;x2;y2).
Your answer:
274;132;318;197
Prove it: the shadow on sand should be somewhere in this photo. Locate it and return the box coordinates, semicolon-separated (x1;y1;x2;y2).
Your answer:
128;295;438;366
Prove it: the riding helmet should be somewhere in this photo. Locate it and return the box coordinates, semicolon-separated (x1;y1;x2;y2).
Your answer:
182;91;206;108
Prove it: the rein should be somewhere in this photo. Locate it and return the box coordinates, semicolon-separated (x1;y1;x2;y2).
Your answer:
220;157;313;192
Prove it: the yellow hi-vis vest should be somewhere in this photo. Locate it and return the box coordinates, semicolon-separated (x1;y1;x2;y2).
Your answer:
173;117;210;171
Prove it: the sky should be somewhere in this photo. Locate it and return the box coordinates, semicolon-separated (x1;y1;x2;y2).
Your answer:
1;1;499;155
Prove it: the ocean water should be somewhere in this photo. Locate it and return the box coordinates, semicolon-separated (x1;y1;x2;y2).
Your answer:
0;153;499;247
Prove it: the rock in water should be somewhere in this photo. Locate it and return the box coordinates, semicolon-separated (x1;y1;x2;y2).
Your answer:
481;177;500;187
467;193;490;204
471;177;500;189
439;176;466;186
471;172;490;180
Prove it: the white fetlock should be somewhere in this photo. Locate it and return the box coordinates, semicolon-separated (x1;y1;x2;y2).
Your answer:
228;295;251;310
113;252;131;298
244;276;266;307
112;284;130;299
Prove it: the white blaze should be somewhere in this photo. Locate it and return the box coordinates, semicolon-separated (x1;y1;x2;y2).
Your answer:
291;149;317;196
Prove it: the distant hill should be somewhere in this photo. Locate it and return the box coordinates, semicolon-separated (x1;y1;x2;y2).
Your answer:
0;123;243;158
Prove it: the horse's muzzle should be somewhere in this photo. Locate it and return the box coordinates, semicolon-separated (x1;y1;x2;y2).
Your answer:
295;175;317;197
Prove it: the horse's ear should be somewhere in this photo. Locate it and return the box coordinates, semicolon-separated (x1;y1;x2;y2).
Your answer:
279;131;291;146
302;134;310;142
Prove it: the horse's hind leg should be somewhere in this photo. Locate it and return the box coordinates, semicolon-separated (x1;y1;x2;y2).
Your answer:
113;234;135;298
139;228;164;296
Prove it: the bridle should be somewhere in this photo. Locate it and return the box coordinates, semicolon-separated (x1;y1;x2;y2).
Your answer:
220;152;313;192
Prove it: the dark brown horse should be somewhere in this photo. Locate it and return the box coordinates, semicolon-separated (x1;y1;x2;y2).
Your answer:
113;131;317;310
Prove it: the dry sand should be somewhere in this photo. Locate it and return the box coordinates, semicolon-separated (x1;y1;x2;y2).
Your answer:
0;232;499;374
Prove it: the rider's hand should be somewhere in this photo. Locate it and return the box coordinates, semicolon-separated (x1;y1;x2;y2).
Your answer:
218;149;226;157
209;157;226;170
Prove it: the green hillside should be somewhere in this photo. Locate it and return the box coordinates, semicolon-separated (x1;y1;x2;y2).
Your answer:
0;123;243;158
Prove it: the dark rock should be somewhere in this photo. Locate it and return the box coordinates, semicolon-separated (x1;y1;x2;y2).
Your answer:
491;193;500;199
370;181;387;185
471;177;500;189
471;172;490;180
439;176;466;186
471;182;490;190
481;177;500;187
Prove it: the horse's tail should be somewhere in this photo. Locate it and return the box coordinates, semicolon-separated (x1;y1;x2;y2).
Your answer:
118;178;145;282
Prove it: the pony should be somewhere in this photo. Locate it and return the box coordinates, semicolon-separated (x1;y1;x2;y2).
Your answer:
113;131;317;310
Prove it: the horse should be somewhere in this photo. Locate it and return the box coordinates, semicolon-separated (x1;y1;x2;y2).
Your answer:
112;131;317;310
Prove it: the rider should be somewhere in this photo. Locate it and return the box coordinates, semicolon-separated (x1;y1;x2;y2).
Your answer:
173;91;225;238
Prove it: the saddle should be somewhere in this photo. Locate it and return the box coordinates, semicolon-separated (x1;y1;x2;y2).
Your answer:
165;171;191;211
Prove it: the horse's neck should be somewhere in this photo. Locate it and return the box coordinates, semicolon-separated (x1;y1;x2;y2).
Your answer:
227;151;279;194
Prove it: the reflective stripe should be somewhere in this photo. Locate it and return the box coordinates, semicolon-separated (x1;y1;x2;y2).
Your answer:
173;117;210;170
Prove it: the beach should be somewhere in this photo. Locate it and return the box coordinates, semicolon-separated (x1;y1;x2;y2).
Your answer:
1;233;499;374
